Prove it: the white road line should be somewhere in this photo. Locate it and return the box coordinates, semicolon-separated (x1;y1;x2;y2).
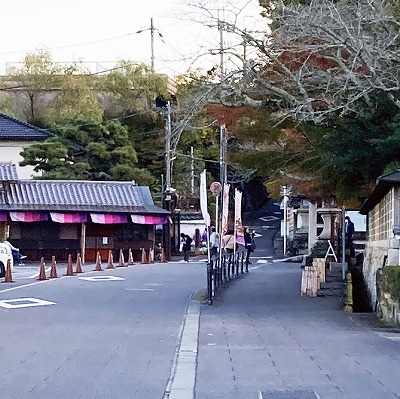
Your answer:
125;288;154;291
29;267;52;279
258;391;264;399
0;278;58;294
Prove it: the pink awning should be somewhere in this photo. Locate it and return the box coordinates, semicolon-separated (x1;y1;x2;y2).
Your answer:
131;214;168;225
9;211;48;222
90;213;128;224
50;212;88;224
0;212;7;222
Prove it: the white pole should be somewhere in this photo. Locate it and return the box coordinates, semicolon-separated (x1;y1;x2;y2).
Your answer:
215;195;219;233
283;186;288;255
190;146;194;195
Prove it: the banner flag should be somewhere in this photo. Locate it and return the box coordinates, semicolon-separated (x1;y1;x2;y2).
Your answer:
234;189;244;245
222;183;230;235
200;170;210;226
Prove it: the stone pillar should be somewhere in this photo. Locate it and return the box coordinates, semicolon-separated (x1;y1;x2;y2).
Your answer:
296;208;309;233
308;202;317;254
317;208;342;240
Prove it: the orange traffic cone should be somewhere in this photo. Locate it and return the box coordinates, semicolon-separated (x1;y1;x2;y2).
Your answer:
149;248;154;264
94;252;102;271
107;250;114;269
65;254;74;276
75;253;83;273
38;257;47;281
3;259;14;283
127;248;134;265
118;249;126;267
141;248;147;264
161;247;167;263
50;256;58;278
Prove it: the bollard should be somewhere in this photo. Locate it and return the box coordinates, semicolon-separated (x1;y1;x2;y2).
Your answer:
127;248;134;265
65;254;74;276
94;252;102;271
75;253;83;273
50;256;58;278
38;257;47;281
107;250;115;269
3;258;14;283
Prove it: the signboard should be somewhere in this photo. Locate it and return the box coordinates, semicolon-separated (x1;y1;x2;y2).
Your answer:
210;181;222;197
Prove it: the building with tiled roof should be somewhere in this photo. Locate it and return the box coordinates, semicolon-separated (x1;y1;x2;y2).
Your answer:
0;112;53;179
0;164;169;264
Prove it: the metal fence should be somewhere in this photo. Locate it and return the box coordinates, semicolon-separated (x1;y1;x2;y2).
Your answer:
206;250;248;305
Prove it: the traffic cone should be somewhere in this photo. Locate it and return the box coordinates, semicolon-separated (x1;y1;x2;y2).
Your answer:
38;257;47;281
75;253;83;273
107;250;114;269
65;254;74;276
50;256;58;278
3;259;14;283
161;247;167;263
141;248;147;264
118;249;126;267
127;248;134;265
149;248;154;264
94;252;102;271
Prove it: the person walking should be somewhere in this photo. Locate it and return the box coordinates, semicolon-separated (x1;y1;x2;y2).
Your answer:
345;215;355;257
243;227;253;265
209;226;220;261
193;228;201;255
222;229;235;255
180;233;193;262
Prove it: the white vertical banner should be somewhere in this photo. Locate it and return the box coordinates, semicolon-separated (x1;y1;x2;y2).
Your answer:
234;189;244;245
200;170;210;226
222;183;230;235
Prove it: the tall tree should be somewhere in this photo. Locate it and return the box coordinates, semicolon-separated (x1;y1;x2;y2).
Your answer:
20;120;155;186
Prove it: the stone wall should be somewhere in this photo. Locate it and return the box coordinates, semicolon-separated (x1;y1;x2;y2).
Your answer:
363;238;400;309
376;267;400;326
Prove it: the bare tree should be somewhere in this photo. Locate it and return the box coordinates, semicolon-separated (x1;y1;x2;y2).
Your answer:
183;0;400;123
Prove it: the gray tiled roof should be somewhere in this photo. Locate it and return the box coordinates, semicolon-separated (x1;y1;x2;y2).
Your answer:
0;180;168;214
0;112;53;140
0;163;18;181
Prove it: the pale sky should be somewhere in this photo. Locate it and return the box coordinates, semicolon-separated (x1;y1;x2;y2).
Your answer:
0;0;265;77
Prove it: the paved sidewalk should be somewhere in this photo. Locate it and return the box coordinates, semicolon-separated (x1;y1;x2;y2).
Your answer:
196;261;400;399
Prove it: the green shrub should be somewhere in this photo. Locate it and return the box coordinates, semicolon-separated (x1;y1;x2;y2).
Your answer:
383;266;400;302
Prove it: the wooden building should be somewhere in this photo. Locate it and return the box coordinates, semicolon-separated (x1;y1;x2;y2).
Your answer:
0;164;168;262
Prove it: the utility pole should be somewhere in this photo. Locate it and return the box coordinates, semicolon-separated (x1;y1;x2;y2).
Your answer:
218;13;225;81
150;17;155;73
165;101;172;193
190;146;194;195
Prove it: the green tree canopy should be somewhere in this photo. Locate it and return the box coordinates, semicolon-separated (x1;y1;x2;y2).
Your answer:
20;120;155;186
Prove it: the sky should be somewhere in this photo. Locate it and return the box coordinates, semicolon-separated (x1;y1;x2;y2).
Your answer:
0;0;266;77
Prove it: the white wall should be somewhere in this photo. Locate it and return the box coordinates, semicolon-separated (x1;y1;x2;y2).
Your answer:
0;141;38;179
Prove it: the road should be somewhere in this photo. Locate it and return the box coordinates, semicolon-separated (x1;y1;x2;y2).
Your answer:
0;261;205;399
1;200;400;399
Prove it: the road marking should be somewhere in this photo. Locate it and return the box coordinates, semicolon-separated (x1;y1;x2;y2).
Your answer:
259;216;280;222
257;260;269;264
125;288;154;291
78;276;125;282
29;267;52;279
0;279;58;294
0;297;56;309
207;343;217;346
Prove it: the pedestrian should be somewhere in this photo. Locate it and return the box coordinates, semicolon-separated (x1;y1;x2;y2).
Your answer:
180;233;193;262
193;228;201;255
202;228;208;244
222;229;235;256
243;227;253;265
209;226;220;260
345;215;355;257
2;237;26;265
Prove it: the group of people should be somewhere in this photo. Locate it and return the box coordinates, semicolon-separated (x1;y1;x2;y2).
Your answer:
180;226;255;264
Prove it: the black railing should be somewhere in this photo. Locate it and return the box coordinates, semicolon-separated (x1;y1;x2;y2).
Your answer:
206;250;249;305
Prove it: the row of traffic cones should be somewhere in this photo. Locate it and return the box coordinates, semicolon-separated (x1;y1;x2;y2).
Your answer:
3;246;166;283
